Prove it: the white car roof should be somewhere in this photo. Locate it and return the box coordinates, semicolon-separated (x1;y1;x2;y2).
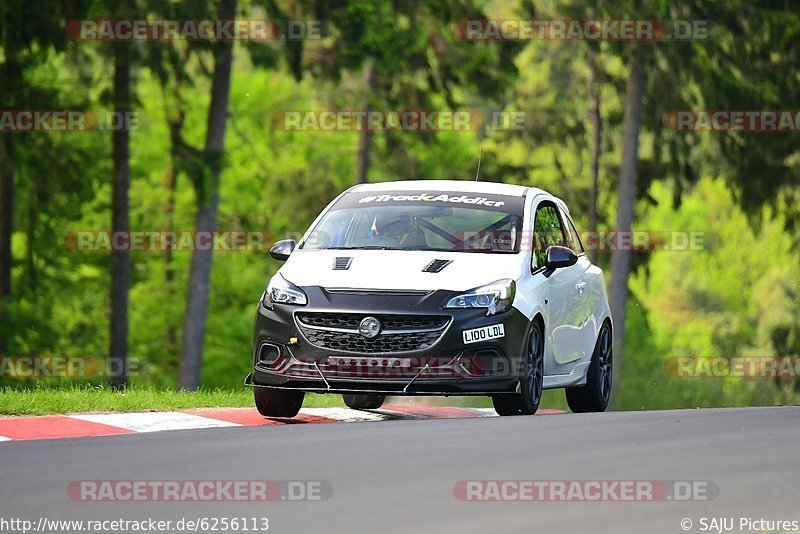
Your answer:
350;180;548;198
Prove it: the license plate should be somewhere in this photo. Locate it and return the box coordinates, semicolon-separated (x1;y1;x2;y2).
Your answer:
462;324;505;344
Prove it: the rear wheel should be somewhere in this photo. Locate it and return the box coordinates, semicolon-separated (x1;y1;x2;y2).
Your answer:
342;393;385;410
565;322;612;413
492;322;544;416
254;387;304;418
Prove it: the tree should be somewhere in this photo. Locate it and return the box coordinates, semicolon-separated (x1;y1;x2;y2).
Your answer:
686;1;800;227
606;0;800;404
354;62;376;184
0;0;94;354
586;45;602;262
179;0;237;389
109;41;132;389
0;11;23;337
609;41;644;400
297;0;521;184
0;165;11;302
145;36;192;373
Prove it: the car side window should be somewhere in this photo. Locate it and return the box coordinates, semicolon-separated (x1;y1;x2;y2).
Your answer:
559;208;585;254
532;203;567;269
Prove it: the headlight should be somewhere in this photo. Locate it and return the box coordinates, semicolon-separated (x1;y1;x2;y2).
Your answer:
262;274;307;308
444;278;516;316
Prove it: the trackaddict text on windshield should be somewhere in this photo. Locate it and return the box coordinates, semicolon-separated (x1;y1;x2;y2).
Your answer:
333;190;527;214
359;193;506;207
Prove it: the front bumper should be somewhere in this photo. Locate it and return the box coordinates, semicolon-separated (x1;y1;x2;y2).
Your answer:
249;286;529;395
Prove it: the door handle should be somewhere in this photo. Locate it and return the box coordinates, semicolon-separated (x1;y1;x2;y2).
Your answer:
575;281;586;294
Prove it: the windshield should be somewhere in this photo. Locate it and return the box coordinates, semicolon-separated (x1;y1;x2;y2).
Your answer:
301;190;525;253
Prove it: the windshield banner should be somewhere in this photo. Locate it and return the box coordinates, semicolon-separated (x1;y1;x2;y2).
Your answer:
333;190;526;214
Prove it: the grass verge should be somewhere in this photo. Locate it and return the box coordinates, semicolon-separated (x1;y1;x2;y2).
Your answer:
0;385;568;416
0;385;343;416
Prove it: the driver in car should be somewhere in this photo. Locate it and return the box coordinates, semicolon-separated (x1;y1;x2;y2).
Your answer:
372;215;427;248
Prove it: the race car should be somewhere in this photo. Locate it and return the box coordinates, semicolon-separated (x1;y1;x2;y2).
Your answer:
246;180;613;417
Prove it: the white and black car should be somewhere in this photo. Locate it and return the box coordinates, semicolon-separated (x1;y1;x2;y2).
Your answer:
247;180;613;417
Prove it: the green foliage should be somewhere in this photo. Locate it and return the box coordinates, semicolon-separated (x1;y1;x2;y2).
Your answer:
0;0;798;412
620;177;800;409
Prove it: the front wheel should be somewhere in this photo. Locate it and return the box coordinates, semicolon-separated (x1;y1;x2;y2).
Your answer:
342;393;385;410
254;387;304;417
565;322;612;413
492;322;544;416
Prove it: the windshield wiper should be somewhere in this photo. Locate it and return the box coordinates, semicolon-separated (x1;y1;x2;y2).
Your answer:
327;246;398;250
456;247;516;253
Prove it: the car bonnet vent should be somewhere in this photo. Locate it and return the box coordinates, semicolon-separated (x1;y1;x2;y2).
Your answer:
422;259;453;273
333;257;353;270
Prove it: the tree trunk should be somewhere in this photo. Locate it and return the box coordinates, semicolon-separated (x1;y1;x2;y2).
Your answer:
0;164;12;355
587;47;602;263
355;63;376;184
0;166;12;300
0;56;17;356
163;157;178;365
163;106;185;372
25;193;36;290
110;41;132;390
178;0;237;390
609;41;644;407
158;48;187;373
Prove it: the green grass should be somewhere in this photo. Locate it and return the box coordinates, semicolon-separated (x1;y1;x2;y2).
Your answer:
0;385;344;416
0;385;569;416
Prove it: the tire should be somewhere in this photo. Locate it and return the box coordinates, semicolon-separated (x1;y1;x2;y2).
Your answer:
566;321;612;413
254;387;304;417
492;321;544;416
491;394;521;416
342;393;385;410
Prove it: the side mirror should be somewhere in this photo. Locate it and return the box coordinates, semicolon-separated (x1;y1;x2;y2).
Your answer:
545;245;578;270
269;239;296;261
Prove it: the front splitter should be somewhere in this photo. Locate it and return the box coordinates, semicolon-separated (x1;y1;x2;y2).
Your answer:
245;372;519;397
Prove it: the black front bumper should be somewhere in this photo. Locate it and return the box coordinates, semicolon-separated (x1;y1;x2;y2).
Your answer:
249;286;529;395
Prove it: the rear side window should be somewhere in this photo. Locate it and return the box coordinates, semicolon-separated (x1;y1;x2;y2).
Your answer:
560;208;584;254
532;203;567;269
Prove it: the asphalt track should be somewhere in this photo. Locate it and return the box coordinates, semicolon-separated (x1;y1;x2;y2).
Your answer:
1;406;799;534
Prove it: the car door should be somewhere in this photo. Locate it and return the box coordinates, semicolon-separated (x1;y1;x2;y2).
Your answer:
557;206;597;365
531;201;586;375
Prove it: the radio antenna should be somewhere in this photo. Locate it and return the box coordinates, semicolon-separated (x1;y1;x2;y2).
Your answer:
474;147;483;181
